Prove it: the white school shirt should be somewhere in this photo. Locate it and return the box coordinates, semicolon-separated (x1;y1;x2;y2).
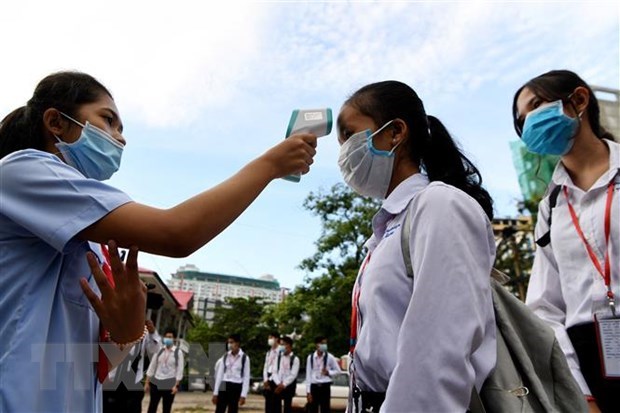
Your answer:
305;351;342;393
144;330;162;359
146;345;184;382
213;350;251;397
263;347;279;381
526;138;620;395
0;149;132;413
352;173;497;413
271;352;300;387
107;340;146;386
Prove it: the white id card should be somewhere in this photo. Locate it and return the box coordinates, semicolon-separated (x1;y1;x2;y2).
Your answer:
594;313;620;379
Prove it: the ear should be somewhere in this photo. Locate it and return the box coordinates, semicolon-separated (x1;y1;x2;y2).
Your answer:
390;118;409;148
570;86;590;115
42;108;69;139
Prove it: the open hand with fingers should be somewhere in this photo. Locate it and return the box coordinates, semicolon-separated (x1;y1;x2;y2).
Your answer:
80;241;146;344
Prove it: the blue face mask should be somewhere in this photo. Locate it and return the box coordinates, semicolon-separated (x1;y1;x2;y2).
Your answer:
163;338;174;347
520;100;579;156
318;343;328;352
54;112;124;181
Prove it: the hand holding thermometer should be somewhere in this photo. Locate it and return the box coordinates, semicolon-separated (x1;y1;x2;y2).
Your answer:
282;108;333;182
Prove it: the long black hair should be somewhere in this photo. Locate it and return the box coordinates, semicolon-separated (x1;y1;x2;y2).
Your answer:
512;70;615;141
0;71;112;159
345;80;494;220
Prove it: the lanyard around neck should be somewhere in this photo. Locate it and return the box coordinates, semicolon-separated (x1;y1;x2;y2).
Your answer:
563;183;615;314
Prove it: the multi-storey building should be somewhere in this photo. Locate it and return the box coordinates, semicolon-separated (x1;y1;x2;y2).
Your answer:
167;265;286;322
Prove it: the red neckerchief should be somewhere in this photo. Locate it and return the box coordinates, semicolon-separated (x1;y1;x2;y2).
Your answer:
349;253;371;354
97;244;115;383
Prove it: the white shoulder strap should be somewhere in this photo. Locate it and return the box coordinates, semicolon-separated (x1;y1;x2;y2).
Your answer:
401;201;415;278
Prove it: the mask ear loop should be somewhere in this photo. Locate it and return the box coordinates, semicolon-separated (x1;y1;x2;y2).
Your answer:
59;111;86;128
367;119;397;155
387;120;403;155
53;111;86;145
565;92;585;120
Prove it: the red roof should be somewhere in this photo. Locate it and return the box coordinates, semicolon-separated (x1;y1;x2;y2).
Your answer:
171;290;194;311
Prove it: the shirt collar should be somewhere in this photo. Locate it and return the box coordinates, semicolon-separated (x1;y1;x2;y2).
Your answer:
552;139;620;189
382;173;430;215
370;174;429;241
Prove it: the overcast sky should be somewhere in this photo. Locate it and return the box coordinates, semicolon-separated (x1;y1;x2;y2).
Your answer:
1;0;618;289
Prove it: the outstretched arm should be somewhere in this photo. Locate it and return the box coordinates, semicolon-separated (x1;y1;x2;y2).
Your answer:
81;133;317;257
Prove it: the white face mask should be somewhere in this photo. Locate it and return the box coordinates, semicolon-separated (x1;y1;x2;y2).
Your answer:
338;120;399;199
268;338;275;347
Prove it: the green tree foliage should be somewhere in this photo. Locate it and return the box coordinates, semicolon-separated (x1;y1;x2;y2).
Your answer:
186;316;212;351
493;223;536;301
187;297;275;379
267;184;380;359
494;193;544;302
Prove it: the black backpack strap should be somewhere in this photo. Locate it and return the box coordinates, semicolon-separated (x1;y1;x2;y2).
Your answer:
324;353;328;369
277;353;282;371
241;354;247;376
223;353;228;373
174;346;180;369
310;353;313;370
535;185;562;247
291;355;296;369
152;347;165;373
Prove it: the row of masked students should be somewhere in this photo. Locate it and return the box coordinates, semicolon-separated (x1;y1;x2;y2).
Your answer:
103;322;185;413
212;332;344;413
2;68;619;413
262;333;343;413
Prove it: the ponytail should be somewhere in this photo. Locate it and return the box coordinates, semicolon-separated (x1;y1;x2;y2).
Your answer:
423;116;494;220
0;105;46;159
0;71;112;159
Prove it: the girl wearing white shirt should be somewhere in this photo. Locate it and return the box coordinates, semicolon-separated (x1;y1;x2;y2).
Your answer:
514;70;619;413
338;80;496;412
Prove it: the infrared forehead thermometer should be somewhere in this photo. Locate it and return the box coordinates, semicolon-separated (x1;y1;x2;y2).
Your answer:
282;108;333;183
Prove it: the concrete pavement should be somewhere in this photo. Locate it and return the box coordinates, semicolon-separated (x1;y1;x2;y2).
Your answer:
141;391;265;413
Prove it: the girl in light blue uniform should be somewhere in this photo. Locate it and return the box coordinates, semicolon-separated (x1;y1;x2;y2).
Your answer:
0;71;318;413
338;81;496;412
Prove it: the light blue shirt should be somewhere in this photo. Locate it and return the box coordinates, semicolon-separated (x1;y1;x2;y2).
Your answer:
0;149;132;413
